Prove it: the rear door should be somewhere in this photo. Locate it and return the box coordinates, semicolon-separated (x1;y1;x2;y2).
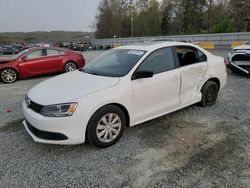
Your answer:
175;46;208;105
42;49;64;72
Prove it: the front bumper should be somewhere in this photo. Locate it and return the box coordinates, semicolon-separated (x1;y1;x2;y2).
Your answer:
22;101;87;145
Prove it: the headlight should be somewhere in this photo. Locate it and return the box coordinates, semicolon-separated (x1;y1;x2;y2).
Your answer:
40;103;78;117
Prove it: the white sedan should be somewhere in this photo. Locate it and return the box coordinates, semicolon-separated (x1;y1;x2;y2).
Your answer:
22;42;227;148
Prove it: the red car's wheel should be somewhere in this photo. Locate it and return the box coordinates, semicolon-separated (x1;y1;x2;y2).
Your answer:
64;61;77;72
0;68;18;84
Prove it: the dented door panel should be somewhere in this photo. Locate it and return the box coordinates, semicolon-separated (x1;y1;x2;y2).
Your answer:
179;62;207;105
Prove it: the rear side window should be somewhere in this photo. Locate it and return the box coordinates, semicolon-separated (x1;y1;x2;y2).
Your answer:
176;46;207;67
46;49;61;56
59;50;65;55
137;47;175;74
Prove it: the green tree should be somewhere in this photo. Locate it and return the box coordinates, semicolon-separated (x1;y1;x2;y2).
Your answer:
182;0;207;33
161;1;173;34
134;0;161;36
95;0;129;38
210;18;235;33
229;0;250;32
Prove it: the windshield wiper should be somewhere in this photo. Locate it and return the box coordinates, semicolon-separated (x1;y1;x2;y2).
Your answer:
82;68;101;76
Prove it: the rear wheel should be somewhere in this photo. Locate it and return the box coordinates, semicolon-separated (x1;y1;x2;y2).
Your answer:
64;61;77;72
87;105;126;148
200;80;219;107
0;68;18;83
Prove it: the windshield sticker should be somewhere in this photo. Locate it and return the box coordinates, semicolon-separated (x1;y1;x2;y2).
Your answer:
128;50;144;56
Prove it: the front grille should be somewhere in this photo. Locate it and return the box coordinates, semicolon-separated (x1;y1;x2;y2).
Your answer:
25;120;68;141
29;100;44;113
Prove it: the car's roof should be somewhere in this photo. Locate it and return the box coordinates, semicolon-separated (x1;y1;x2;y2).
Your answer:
116;41;199;51
25;46;67;51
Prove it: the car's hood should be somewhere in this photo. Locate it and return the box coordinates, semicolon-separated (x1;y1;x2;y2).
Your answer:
28;71;120;105
0;57;11;64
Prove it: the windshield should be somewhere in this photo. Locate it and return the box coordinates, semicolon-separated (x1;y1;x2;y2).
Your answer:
83;49;146;77
11;49;30;59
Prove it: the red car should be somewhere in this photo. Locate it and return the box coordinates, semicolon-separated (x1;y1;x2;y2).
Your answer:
0;47;85;83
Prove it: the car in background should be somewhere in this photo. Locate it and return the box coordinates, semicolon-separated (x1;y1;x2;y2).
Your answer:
0;47;3;54
22;42;227;148
0;46;19;55
178;39;201;45
0;47;85;83
150;38;175;42
226;45;250;77
179;39;193;43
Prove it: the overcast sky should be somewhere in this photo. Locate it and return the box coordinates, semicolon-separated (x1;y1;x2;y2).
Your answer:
0;0;101;32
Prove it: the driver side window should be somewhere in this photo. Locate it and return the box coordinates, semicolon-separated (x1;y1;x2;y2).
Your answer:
26;50;44;59
137;47;175;74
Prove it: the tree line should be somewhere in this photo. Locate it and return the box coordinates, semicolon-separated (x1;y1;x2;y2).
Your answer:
0;31;92;44
94;0;250;38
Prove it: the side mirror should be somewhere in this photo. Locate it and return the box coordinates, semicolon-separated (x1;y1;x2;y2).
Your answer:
132;70;154;80
21;55;27;61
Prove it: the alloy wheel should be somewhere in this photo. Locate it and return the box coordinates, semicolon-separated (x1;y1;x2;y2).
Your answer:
65;62;76;72
1;69;17;83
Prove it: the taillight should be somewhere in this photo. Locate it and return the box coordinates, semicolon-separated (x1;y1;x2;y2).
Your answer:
224;58;229;65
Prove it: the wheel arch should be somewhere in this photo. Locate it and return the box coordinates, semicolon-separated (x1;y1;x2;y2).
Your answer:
89;103;130;127
201;77;220;92
110;103;130;127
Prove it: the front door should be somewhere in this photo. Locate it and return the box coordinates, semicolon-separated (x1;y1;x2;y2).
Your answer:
19;49;50;76
131;47;180;124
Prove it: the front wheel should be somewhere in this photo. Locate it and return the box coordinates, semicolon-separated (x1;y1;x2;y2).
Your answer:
200;81;219;107
64;61;77;72
0;68;18;83
87;105;126;148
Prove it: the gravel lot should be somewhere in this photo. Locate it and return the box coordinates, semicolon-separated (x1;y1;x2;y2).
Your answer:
0;50;250;187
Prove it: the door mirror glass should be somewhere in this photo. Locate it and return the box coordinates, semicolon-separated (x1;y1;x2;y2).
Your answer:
132;70;153;80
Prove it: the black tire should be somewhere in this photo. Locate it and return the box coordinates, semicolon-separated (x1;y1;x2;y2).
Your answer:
64;61;77;72
200;80;219;107
0;68;18;84
87;105;126;148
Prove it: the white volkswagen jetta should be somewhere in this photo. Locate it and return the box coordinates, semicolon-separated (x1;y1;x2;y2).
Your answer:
23;42;227;148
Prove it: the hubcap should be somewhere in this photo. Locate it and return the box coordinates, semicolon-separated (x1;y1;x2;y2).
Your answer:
96;113;121;143
65;62;76;72
1;69;16;83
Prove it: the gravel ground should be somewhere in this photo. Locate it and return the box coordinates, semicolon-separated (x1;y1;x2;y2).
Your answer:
0;50;250;187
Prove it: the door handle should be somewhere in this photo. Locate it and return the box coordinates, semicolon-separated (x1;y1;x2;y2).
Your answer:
172;76;180;81
198;68;205;73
